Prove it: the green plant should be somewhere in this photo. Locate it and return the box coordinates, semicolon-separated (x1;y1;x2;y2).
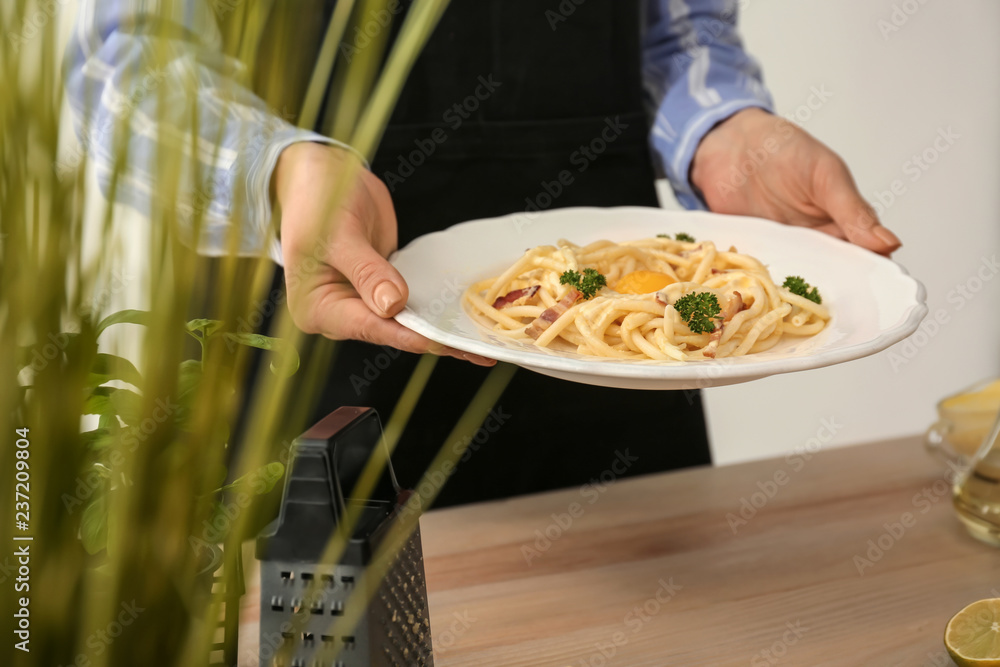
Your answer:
20;310;296;556
0;1;516;666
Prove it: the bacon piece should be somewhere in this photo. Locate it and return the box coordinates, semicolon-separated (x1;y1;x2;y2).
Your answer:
703;291;743;359
491;285;540;309
722;291;743;320
525;288;581;339
680;244;703;259
703;331;722;358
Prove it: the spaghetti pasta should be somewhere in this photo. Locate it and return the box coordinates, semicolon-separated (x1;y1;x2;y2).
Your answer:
462;236;830;361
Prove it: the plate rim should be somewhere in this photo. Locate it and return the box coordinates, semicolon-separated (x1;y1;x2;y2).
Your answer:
391;206;928;383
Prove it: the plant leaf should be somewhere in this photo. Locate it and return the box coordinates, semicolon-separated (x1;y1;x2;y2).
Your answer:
98;412;121;432
177;360;202;401
222;332;300;377
80;429;111;450
108;388;145;426
185;318;224;337
89;353;143;388
215;461;285;496
80;493;108;555
95;309;151;336
221;332;280;351
83;393;115;417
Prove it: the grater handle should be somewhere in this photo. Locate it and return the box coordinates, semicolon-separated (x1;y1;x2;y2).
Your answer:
256;407;400;561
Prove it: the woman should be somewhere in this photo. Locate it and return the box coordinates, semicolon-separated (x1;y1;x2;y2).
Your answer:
68;0;900;505
275;0;900;504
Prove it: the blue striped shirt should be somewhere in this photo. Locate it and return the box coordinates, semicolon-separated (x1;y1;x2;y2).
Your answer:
64;0;772;263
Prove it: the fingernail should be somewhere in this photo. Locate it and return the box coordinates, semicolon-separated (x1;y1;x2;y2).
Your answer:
374;282;402;315
873;226;901;247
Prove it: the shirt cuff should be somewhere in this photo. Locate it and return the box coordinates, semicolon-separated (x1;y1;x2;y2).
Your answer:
244;125;367;266
658;98;774;211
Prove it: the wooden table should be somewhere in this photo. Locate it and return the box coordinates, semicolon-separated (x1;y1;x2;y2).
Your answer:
419;437;1000;666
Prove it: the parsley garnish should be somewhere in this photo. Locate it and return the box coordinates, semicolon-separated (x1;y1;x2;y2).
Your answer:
782;276;822;304
673;292;721;334
559;268;607;300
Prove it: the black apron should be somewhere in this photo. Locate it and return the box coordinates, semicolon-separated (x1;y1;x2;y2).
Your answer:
309;0;711;505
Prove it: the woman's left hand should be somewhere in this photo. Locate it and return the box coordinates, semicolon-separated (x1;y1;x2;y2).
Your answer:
691;108;901;256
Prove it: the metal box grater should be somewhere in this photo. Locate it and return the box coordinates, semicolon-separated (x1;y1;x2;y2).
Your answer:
256;407;434;667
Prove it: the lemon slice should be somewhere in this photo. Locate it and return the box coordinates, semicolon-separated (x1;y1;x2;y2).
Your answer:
941;379;1000;415
945;599;1000;666
939;380;1000;456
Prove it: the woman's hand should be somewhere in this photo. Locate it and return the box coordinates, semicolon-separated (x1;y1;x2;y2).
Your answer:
273;142;495;365
691;108;901;256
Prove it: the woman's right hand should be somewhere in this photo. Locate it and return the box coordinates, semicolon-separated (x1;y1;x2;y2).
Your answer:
273;142;495;366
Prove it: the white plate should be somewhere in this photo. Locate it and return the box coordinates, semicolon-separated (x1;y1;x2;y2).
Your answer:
390;207;927;390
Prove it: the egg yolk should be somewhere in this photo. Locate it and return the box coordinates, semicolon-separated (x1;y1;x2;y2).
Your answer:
613;271;676;294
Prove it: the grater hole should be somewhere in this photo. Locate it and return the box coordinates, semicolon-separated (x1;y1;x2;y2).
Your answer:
341;575;354;586
281;631;294;639
280;570;293;583
301;632;314;643
321;634;335;644
300;572;314;582
310;600;324;614
342;636;355;649
321;574;335;587
270;596;283;611
330;601;344;616
291;598;303;613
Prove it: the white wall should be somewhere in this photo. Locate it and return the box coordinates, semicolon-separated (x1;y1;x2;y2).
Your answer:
658;0;1000;465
